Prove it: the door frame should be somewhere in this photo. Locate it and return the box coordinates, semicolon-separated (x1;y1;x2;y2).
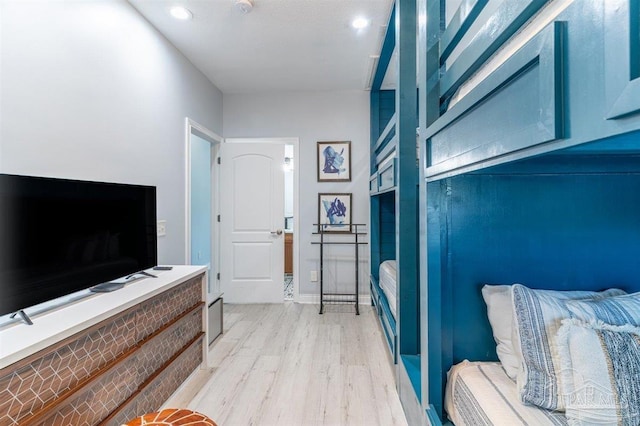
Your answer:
184;118;223;300
225;137;300;302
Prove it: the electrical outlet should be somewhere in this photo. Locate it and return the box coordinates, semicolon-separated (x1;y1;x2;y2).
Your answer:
157;220;166;237
310;270;318;282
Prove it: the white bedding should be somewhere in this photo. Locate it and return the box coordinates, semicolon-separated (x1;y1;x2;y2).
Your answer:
379;260;397;318
445;361;567;426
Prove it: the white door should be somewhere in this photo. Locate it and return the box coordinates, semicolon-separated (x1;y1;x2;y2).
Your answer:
219;142;285;303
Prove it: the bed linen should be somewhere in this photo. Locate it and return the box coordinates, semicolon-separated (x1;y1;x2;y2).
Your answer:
445;361;567;426
379;260;397;318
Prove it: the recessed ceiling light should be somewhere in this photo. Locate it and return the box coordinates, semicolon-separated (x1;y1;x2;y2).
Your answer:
170;6;193;20
352;17;369;30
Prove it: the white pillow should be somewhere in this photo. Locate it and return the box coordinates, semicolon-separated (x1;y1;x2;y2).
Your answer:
557;319;640;425
481;284;519;379
511;284;626;411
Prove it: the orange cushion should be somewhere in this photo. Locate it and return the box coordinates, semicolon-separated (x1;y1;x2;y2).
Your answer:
124;408;217;426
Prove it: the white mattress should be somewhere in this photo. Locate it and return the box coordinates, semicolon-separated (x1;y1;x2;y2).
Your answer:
445;361;567;426
379;260;397;318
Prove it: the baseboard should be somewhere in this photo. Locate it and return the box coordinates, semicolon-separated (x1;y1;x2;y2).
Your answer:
296;294;372;305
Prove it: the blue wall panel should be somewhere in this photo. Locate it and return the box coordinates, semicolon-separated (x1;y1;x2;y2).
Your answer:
379;191;396;263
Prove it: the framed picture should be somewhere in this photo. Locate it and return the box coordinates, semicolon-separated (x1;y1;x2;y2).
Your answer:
318;193;352;232
317;141;351;182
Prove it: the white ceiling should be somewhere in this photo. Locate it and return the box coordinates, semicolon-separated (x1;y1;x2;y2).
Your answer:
128;0;394;94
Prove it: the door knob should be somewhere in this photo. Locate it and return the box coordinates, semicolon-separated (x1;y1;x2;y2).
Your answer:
271;229;283;236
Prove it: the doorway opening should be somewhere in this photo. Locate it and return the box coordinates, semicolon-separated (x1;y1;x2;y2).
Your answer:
283;144;294;300
185;118;222;304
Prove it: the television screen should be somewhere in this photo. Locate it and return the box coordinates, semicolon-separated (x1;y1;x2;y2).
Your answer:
0;174;157;317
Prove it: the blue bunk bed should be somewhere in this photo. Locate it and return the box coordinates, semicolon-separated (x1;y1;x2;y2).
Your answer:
416;0;640;425
370;72;399;361
370;115;399;361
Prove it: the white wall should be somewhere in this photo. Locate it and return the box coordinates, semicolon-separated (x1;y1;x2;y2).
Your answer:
224;91;370;298
0;0;223;264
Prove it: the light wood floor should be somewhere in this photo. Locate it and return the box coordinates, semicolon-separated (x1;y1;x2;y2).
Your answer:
165;303;408;426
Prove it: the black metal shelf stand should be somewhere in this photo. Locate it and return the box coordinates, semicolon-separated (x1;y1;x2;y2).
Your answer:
312;223;367;315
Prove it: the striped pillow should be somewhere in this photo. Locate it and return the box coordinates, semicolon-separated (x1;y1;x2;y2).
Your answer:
564;292;640;326
557;320;640;425
511;284;626;410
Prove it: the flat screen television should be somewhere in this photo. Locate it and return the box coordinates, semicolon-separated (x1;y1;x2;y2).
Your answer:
0;174;157;317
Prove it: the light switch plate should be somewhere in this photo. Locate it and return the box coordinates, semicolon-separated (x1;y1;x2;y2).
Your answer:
157;220;167;237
